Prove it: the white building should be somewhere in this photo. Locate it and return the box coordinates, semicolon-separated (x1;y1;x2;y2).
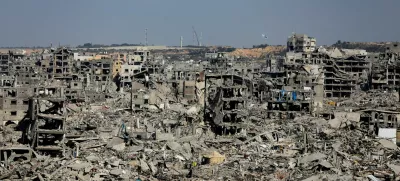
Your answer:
73;53;93;61
287;33;316;53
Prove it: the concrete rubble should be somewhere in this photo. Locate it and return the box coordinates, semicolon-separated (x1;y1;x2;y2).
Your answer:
1;36;400;180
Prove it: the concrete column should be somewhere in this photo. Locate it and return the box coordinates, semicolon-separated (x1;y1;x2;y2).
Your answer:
383;113;388;127
3;151;7;167
176;127;181;138
76;143;80;157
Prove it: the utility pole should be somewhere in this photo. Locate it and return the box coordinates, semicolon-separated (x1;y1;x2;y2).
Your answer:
145;28;148;46
200;32;202;47
180;36;183;49
193;30;195;46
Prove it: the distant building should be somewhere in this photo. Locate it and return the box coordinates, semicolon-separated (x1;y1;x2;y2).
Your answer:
287;33;316;53
111;53;127;78
73;52;94;61
385;42;400;53
119;49;151;86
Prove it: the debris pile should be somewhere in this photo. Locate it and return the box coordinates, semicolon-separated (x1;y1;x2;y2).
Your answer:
1;34;400;180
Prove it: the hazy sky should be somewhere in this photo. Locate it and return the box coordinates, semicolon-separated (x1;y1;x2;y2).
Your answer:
1;0;399;47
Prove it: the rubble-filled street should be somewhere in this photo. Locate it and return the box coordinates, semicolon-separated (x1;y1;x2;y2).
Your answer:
1;33;400;181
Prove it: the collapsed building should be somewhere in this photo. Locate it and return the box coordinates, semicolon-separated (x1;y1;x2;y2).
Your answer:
197;35;400;180
118;48;152;87
204;52;251;134
0;47;116;126
370;42;400;90
2;35;400;180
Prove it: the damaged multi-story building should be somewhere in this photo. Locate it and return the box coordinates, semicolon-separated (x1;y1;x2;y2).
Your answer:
204;52;252;134
118;48;152;87
202;34;400;141
204;50;321;135
0;47;117;125
286;40;370;99
370;42;400;90
168;62;204;104
284;34;400;139
287;33;317;53
3;31;400;180
0;52;10;75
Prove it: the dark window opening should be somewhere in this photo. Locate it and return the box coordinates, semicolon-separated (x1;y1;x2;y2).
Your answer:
8;90;17;97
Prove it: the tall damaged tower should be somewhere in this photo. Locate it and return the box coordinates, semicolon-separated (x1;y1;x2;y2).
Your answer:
204;52;251;135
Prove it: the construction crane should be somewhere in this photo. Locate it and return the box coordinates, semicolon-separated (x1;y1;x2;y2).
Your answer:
192;26;200;46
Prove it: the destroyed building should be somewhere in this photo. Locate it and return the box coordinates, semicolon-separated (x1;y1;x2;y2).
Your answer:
370;43;400;90
204;52;252;134
50;47;73;79
111;52;127;78
286;37;370;99
77;59;113;87
0;53;10;76
22;87;66;153
287;33;317;53
0;87;31;125
119;49;152;87
3;35;400;180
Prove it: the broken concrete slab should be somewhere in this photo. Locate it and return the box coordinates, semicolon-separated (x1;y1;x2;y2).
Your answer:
167;141;182;151
186;106;199;116
107;137;125;148
318;160;333;169
85;155;100;162
84;165;94;173
378;128;396;143
328;118;346;129
111;160;120;167
329;112;360;129
387;163;400;175
140;159;150;172
299;153;327;165
112;143;126;151
148;161;158;175
379;139;398;150
68;161;91;171
110;169;124;176
129;145;144;152
156;132;175;141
